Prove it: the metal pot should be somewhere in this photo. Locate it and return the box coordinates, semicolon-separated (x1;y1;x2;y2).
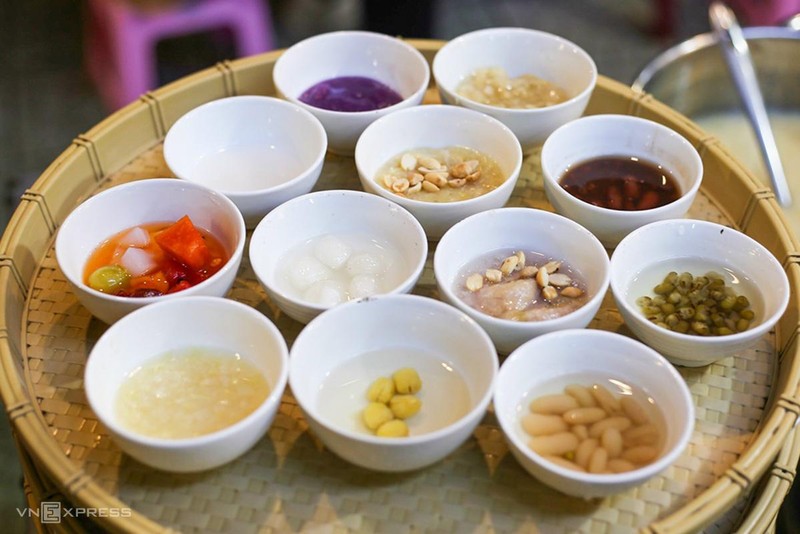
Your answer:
632;26;800;116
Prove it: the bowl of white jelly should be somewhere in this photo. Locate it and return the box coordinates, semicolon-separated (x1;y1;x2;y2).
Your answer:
249;189;428;324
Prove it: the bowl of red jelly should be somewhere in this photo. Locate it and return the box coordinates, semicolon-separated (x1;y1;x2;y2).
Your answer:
540;114;703;248
273;31;430;155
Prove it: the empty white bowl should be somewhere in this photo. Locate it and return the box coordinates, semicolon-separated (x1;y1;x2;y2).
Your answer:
540;114;703;248
84;296;289;472
494;329;694;498
249;190;428;324
355;104;523;239
289;294;498;472
163;96;327;227
433;27;597;152
610;219;790;367
55;179;245;324
273;31;430;155
434;207;610;354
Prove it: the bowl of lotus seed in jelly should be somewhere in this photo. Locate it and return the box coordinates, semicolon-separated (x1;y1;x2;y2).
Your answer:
288;294;498;472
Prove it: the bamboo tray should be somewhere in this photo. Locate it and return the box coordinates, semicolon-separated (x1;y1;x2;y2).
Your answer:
2;40;800;533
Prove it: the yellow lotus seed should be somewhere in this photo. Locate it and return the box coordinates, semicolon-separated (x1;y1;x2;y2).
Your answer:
366;376;395;404
393;367;422;394
389;394;421;419
362;402;393;430
376;419;409;438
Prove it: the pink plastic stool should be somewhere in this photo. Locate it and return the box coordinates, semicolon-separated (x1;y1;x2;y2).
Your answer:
726;0;800;25
84;0;275;110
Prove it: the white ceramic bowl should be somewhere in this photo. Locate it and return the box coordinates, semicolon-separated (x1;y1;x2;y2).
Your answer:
433;207;610;354
249;190;428;324
55;179;246;324
610;219;790;367
433;27;597;152
84;296;289;472
355;104;523;239
494;329;694;498
540;114;703;248
289;294;498;472
273;31;430;155
163;96;327;228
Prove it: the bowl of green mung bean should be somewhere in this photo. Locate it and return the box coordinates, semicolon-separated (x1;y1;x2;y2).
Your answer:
609;219;789;367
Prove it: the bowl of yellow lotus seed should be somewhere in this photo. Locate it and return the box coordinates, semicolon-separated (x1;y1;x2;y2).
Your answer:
610;219;789;367
288;293;498;472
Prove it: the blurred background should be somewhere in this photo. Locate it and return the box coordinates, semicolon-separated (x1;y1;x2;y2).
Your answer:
1;0;797;532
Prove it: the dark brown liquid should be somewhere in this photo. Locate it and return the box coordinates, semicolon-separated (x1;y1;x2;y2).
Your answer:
559;156;681;211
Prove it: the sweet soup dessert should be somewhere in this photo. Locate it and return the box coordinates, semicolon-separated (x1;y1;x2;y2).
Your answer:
636;268;756;336
455;66;568;109
559;156;681;211
115;347;269;439
278;233;407;306
455;249;588;321
362;367;423;438
377;147;505;203
317;347;471;436
84;215;228;297
522;380;665;474
299;76;403;112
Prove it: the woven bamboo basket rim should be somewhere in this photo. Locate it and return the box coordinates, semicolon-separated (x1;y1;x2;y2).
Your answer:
1;39;799;533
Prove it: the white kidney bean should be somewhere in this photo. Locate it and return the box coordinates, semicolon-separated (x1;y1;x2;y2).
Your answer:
572;424;589;441
589;416;633;438
621;396;650;425
621;445;659;464
600;427;623;459
528;432;579;456
563;406;607;425
608;458;637;473
588;447;608;474
529;394;580;415
591;384;622;414
565;384;597;407
522;413;569;436
522;383;664;474
622;423;659;447
575;438;599;469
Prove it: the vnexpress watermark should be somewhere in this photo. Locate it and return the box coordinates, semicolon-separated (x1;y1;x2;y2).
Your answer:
17;502;132;523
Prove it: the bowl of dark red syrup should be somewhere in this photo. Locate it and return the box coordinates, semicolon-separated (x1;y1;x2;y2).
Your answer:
540;114;703;248
273;31;430;156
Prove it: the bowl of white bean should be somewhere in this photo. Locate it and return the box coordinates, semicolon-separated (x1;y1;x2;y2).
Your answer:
248;189;428;324
493;329;694;498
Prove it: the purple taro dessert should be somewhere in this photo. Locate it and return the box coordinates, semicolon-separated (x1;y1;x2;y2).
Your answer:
299;76;403;112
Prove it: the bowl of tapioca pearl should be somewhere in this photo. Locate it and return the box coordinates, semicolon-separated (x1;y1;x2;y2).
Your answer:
84;296;289;473
494;329;694;498
273;31;430;155
433;27;597;152
248;190;427;324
